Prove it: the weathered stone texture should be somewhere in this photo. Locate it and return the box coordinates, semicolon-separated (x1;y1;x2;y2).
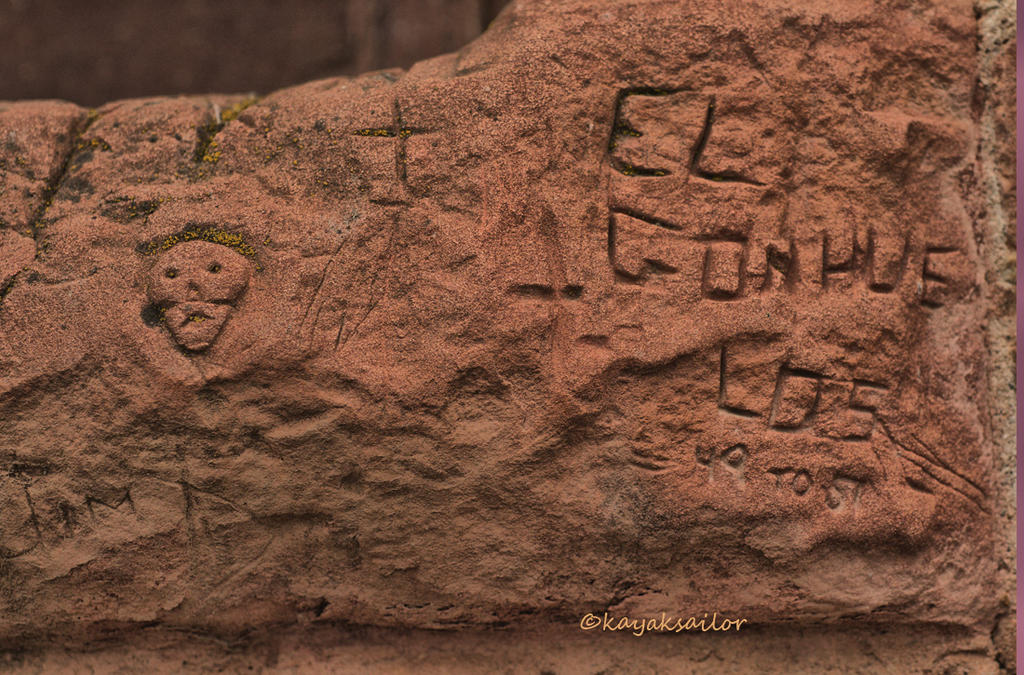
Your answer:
0;0;1015;671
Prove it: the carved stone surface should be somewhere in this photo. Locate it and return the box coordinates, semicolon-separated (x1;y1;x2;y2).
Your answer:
0;0;1015;668
145;238;254;352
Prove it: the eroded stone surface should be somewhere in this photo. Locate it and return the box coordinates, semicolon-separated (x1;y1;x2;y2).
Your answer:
0;0;1013;654
0;101;86;236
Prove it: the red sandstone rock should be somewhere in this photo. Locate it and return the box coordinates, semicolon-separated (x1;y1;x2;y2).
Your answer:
0;0;1014;664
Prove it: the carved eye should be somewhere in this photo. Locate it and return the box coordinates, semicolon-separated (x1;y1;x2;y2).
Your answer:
209;263;221;274
165;268;177;279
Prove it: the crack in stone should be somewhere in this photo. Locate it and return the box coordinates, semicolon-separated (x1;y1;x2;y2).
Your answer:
0;108;99;306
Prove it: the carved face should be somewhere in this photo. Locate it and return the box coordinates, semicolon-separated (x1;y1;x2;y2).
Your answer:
147;240;251;352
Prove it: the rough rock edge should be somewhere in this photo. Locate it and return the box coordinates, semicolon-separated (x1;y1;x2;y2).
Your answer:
974;0;1017;672
0;104;90;301
0;0;1016;670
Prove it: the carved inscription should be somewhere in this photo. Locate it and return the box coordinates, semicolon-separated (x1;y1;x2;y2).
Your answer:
695;443;748;484
607;88;777;297
920;247;969;307
768;368;822;429
350;98;417;200
605;87;968;307
0;472;253;561
689;442;867;517
718;342;888;440
0;479;39;558
608;214;920;301
768;469;863;512
702;241;745;299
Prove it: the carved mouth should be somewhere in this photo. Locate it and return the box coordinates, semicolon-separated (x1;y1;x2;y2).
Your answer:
185;308;214;323
164;302;232;352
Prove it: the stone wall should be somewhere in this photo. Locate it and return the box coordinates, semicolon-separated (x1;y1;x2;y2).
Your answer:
0;0;1016;671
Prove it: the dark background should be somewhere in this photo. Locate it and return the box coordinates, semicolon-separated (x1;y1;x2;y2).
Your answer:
0;0;508;105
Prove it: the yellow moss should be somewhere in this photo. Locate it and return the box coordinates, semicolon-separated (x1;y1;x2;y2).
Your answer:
615;163;667;177
142;227;258;259
202;139;222;163
220;96;259;123
353;128;394;137
75;137;111;152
